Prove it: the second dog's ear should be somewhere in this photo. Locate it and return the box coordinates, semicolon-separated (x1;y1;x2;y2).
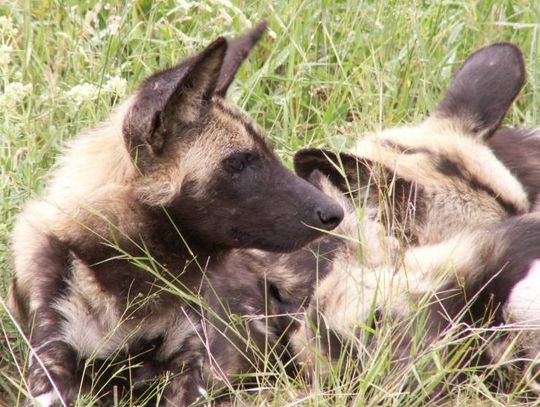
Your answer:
433;43;525;139
294;148;417;207
124;38;227;161
294;148;372;195
215;21;267;96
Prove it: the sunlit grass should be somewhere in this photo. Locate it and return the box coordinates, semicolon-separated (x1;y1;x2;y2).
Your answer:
2;0;540;405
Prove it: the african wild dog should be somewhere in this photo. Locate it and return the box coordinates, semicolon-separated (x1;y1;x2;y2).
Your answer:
295;47;530;246
8;23;345;406
202;43;540;394
290;43;540;390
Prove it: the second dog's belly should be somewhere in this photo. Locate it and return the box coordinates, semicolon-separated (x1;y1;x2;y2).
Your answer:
505;259;540;327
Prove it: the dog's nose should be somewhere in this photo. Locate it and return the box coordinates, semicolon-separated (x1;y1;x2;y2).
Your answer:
315;203;344;230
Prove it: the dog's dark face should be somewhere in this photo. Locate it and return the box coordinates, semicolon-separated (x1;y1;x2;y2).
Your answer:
122;23;343;252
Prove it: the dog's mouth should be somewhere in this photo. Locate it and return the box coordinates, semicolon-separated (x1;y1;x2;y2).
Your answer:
230;227;312;253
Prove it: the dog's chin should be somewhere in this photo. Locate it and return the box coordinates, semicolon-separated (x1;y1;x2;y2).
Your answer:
253;241;300;253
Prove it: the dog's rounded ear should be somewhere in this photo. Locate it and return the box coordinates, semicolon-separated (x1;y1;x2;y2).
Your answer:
433;43;525;139
294;148;343;180
294;148;417;220
294;148;368;194
215;21;267;97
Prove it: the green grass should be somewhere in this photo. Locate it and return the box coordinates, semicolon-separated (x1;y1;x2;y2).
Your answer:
1;0;540;405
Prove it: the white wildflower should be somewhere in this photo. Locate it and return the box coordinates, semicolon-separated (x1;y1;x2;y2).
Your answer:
267;28;277;40
0;16;17;38
106;15;122;36
0;82;33;108
0;44;13;66
66;83;99;105
212;0;233;7
217;9;233;24
83;3;102;35
176;0;196;10
201;3;213;12
5;82;32;100
211;0;245;18
102;76;127;97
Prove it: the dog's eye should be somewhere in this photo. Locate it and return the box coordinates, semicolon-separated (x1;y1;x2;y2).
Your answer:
223;152;258;174
224;157;245;172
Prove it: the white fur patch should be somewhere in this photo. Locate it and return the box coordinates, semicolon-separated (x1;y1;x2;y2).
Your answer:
33;391;60;407
251;319;269;335
505;260;540;326
159;312;197;360
54;296;115;359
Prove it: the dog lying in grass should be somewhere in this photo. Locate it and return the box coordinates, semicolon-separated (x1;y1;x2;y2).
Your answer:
8;23;345;407
203;43;540;400
292;43;540;396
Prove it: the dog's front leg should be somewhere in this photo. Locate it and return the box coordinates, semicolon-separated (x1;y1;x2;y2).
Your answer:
25;309;79;407
158;331;210;407
161;361;209;407
12;229;80;407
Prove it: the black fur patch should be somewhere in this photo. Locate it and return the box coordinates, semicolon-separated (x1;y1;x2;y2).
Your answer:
435;43;525;138
489;127;540;205
487;216;540;308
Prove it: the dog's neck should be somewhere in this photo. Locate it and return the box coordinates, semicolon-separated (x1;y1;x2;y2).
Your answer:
144;206;228;261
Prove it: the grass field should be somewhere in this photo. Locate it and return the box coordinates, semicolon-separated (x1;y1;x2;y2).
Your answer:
2;0;540;405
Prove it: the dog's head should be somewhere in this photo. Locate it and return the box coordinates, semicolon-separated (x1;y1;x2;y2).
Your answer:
295;43;528;245
122;23;343;252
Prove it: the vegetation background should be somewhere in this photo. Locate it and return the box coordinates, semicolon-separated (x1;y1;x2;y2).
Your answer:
1;0;540;405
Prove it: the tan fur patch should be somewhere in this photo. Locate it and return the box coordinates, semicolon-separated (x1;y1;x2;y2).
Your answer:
345;116;529;245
